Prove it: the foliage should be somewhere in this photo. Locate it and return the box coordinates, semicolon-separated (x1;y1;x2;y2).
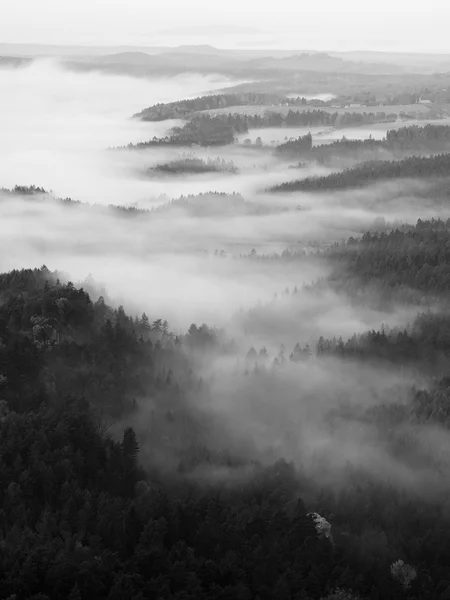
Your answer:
133;92;285;121
275;132;313;156
390;560;417;590
149;155;237;175
118;116;236;149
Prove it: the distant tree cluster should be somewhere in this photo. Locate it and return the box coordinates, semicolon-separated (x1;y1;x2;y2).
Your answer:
1;184;48;195
149;155;238;175
270;152;450;192
275;132;313;156
325;218;450;296
118;116;236;149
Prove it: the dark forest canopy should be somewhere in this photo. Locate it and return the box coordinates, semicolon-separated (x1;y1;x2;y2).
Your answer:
2;264;450;597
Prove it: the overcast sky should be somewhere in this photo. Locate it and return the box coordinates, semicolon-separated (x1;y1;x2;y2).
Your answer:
0;0;447;53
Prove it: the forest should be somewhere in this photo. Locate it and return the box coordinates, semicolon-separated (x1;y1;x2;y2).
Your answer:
5;54;450;600
3;219;450;598
2;261;450;600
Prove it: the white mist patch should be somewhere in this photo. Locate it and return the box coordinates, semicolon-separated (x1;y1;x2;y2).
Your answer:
0;193;326;330
202;357;440;490
0;60;238;203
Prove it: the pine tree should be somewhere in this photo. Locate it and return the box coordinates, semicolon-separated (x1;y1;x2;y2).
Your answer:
122;427;139;458
67;583;82;600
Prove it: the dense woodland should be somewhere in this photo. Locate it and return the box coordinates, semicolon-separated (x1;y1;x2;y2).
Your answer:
3;262;450;599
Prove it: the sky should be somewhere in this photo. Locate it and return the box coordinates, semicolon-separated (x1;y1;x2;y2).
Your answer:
0;0;448;53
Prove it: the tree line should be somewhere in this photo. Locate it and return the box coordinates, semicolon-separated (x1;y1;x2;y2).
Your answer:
270;152;450;192
133;92;286;121
214;109;399;134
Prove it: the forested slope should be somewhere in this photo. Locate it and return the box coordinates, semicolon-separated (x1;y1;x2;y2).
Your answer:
1;264;450;598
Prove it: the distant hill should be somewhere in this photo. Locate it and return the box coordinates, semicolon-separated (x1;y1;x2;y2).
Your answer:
62;49;409;80
331;50;450;73
1;43;450;74
91;50;403;75
94;52;159;65
241;53;405;75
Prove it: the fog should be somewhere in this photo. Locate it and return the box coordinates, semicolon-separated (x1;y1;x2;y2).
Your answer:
2;59;449;496
0;60;239;204
201;359;433;483
0;177;436;341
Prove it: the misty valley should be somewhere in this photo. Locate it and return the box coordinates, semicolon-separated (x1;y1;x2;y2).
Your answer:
3;48;450;600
